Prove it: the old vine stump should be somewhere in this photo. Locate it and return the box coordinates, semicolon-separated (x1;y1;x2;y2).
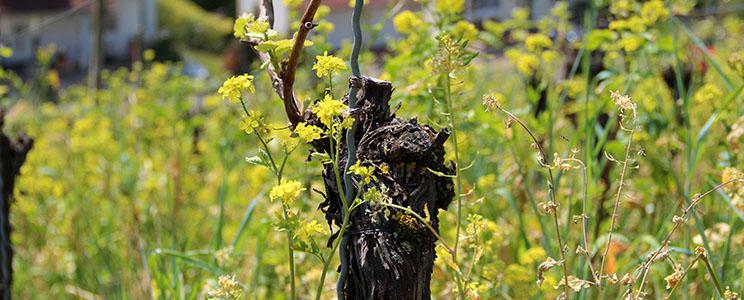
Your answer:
0;111;33;299
310;77;454;299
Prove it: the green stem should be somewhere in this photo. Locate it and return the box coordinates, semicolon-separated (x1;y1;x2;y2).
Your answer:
239;95;296;299
443;74;466;300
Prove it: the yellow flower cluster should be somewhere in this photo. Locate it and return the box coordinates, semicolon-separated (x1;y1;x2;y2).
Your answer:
505;49;539;76
525;33;553;52
312;51;347;78
294;219;324;242
218;74;254;102
609;16;646;33
693;83;723;104
393;11;424;35
452;21;479;42
349;162;376;184
294;122;323;142
269;179;305;205
640;0;669;24
312;94;348;126
435;0;464;15
240;110;265;134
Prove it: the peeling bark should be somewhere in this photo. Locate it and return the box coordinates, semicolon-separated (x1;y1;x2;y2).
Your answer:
310;77;454;299
0;111;33;299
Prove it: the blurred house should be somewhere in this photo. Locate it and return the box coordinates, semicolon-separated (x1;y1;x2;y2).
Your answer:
0;0;157;69
236;0;552;49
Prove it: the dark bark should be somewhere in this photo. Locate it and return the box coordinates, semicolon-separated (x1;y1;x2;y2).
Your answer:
309;77;455;299
0;111;33;300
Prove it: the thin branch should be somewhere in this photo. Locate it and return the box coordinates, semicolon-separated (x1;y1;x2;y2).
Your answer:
492;103;571;300
244;0;323;127
281;0;323;126
632;178;744;297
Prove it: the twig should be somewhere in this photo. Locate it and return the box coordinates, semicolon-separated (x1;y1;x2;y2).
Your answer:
244;0;323;127
492;103;571;300
598;123;635;287
281;0;323;126
632;178;744;298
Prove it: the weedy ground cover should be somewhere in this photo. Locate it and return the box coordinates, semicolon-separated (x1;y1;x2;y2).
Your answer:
1;0;744;299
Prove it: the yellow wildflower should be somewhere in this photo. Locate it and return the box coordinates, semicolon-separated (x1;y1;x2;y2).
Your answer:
349;162;376;184
452;20;478;41
693;83;723;104
610;0;633;18
506;50;539;76
240;111;265;134
294;122;323;142
143;49;156;61
641;0;669;25
519;247;547;265
435;0;464;15
312;51;347;78
619;35;644;52
294;219;324;242
269;179;305;205
525;33;553;52
541;50;560;63
1;45;13;58
393;11;424;35
609;16;646;33
218;74;254;102
312;94;348;126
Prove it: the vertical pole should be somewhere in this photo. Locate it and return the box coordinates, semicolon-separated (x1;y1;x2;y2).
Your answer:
337;0;363;298
88;0;103;91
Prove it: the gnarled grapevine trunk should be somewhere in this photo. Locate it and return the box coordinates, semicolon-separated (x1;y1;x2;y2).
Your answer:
312;77;454;299
0;112;33;300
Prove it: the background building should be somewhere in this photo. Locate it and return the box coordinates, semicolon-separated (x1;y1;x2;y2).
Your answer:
0;0;158;69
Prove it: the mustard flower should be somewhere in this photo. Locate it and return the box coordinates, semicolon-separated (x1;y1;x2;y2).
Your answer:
693;83;723;104
312;51;347;78
240;110;265;134
506;49;539;76
452;20;478;41
294;122;323;142
619;35;644;52
269;179;305;205
218;74;254;102
349;162;376;184
435;0;464;15
294;219;324;242
525;33;553;52
641;0;669;24
312;94;348;126
393;11;424;35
